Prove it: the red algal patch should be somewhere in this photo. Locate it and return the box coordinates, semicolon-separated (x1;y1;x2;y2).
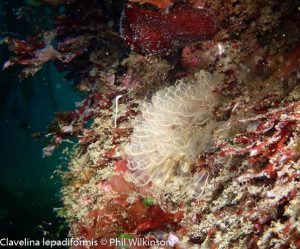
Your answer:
114;159;128;173
109;175;136;194
75;197;182;246
120;3;219;55
278;44;300;78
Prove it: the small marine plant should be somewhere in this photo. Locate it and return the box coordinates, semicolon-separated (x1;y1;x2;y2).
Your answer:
125;71;219;196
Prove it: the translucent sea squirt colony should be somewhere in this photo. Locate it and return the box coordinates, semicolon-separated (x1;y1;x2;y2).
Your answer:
126;71;218;195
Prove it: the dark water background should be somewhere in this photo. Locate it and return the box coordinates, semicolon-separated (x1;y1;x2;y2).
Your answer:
0;1;83;242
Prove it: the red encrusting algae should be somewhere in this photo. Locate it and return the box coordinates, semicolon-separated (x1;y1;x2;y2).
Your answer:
120;3;219;55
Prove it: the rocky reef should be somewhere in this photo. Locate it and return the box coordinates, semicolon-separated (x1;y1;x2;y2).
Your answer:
4;0;300;248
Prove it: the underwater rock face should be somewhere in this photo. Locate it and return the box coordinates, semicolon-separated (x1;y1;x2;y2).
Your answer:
120;3;219;55
5;0;300;248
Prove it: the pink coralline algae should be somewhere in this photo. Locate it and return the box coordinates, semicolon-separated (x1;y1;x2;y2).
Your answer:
120;3;219;55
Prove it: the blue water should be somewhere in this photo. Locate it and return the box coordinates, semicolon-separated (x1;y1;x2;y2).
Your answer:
0;1;84;240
